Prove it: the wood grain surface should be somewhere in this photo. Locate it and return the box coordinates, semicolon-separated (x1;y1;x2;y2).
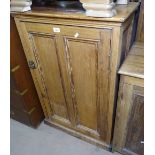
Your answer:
13;4;137;148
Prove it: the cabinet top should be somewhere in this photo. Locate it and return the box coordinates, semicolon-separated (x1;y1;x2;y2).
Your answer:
12;2;139;23
119;42;144;79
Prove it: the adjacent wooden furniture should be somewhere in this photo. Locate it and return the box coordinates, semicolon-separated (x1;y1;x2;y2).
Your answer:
113;42;144;155
10;16;44;127
12;3;139;149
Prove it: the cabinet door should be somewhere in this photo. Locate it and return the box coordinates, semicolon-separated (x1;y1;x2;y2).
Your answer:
113;79;144;155
22;22;73;126
125;87;144;155
59;26;112;142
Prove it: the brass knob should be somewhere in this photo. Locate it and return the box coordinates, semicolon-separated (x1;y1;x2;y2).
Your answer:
28;60;36;69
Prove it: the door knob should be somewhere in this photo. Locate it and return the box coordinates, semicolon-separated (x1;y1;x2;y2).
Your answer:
28;60;36;69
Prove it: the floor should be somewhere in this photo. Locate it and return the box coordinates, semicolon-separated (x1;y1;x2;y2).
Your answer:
10;119;121;155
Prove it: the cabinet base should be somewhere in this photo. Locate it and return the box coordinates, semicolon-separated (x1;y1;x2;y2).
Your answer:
44;119;111;150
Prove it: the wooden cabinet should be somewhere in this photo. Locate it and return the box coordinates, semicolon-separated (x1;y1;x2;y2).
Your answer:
12;3;138;149
113;42;144;155
10;17;44;127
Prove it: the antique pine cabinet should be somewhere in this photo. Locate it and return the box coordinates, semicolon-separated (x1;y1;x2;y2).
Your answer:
12;3;139;150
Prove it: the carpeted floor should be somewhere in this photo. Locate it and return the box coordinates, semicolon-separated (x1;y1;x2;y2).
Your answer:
10;119;121;155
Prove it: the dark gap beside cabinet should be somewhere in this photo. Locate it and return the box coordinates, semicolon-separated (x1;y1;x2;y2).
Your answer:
10;16;44;128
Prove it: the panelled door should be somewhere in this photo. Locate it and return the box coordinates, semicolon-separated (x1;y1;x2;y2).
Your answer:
113;81;144;155
20;21;112;143
58;26;112;143
23;23;73;126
